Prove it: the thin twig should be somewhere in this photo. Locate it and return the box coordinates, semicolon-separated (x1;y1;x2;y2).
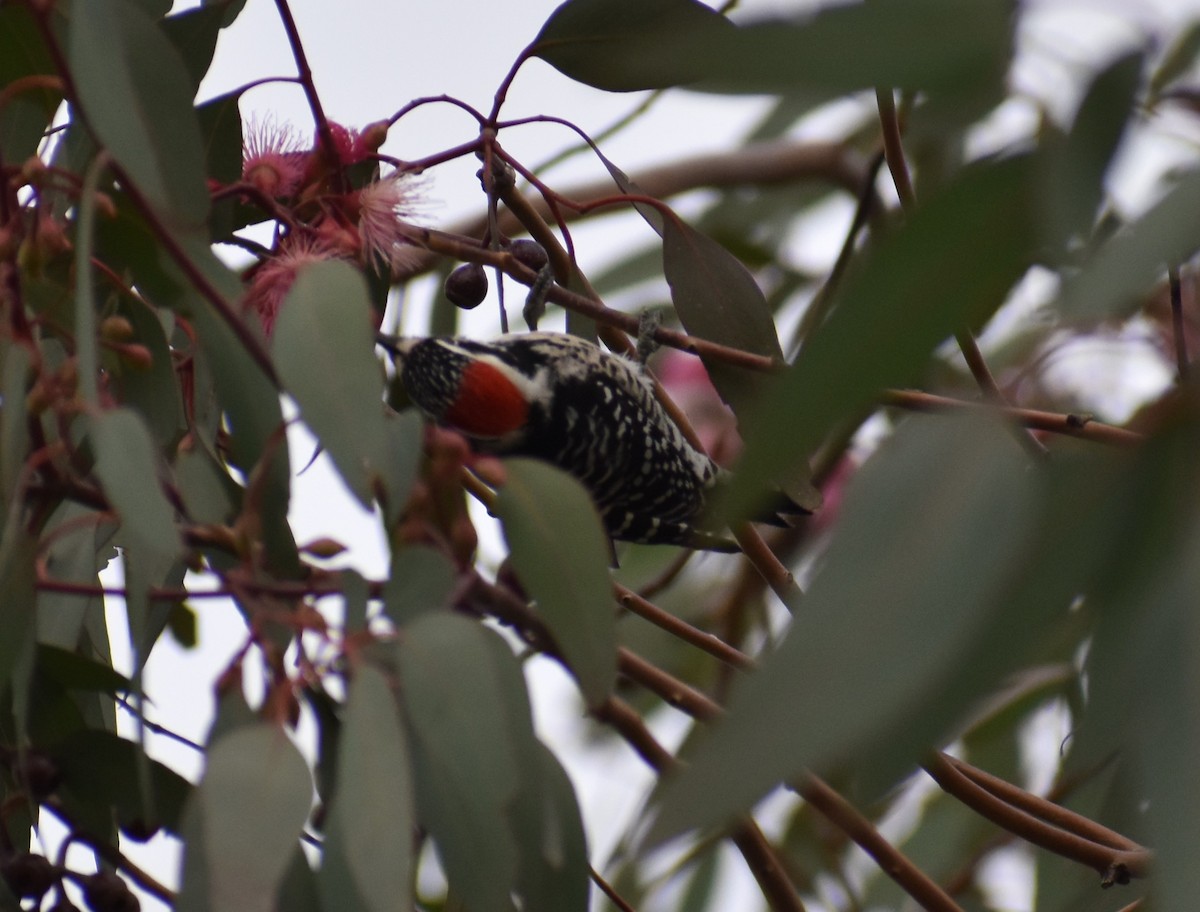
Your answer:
273;0;342;189
947;755;1142;852
592;697;807;912
1169;266;1188;381
397;140;871;280
923;753;1150;883
734;523;803;611
790;149;886;350
617;648;722;721
881;389;1141;447
875;88;915;211
798;775;964;912
591;866;639;912
41;804;176;905
615;584;754;670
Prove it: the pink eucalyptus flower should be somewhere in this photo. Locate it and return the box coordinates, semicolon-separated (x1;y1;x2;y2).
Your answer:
242;117;306;199
243;236;341;337
355;172;423;276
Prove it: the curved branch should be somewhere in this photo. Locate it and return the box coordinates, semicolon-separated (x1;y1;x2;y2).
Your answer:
798;775;964;912
397;139;873;279
923;753;1151;884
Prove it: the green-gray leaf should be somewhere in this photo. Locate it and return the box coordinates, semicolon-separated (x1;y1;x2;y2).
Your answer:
90;408;183;571
647;414;1036;844
531;0;736;92
319;663;414;912
721;154;1036;527
662;217;782;423
69;0;209;228
495;458;616;707
397;614;531;912
273;260;388;508
198;725;313;912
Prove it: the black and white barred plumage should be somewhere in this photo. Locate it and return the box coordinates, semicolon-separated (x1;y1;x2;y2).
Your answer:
390;332;791;549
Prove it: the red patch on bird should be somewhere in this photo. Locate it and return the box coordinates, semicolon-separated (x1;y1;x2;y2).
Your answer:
443;360;529;437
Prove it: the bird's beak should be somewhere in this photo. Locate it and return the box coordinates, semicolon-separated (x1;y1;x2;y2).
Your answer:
376;333;418;362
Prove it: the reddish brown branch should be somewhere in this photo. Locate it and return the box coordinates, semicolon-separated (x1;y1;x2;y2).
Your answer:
590;866;639;912
923;753;1150;884
273;0;341;188
592;697;807;912
615;584;754;670
797;775;964;912
876;88;916;212
947;755;1142;853
881;389;1142;447
1169;266;1188;381
398;140;872;279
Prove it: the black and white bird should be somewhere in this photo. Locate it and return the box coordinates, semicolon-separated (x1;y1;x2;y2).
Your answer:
386;331;805;549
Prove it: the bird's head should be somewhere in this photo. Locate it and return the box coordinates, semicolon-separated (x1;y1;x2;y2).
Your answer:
385;335;540;440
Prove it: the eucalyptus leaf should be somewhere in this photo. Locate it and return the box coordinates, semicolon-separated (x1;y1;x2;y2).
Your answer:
197;725;313;912
319;664;414;912
397;614;530;912
273;260;389;508
1058;167;1200;322
661;217;783;422
647;414;1037;844
495;458;616;708
0;341;31;509
112;293;187;449
1041;52;1143;254
382;544;457;626
90;408;183;574
512;744;590;912
69;0;209;228
0;6;62;171
531;0;735;92
161;3;227;91
721;154;1037;527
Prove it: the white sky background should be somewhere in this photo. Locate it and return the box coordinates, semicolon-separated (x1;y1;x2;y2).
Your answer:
81;0;1200;910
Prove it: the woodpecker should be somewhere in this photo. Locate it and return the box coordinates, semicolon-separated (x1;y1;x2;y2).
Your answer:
387;332;800;550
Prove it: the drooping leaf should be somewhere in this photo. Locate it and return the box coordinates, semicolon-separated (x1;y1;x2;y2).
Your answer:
382;544;457;626
0;526;37;690
661;216;783;423
319;663;414;912
90;408;183;575
0;6;62;164
35;645;133;698
276;851;322;912
531;0;736;92
52;729;191;839
1041;52;1144;254
273;260;389;508
197;91;250;240
0;341;32;509
182;268;300;578
495;458;616;707
691;0;1010;124
396;614;531;912
1120;527;1200;912
647;414;1037;844
1149;20;1200;101
110;293;187;449
511;744;590;912
377;408;422;529
174;437;238;526
160;3;227;91
196;725;313;912
1058;167;1200;322
68;0;209;229
720;154;1037;526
